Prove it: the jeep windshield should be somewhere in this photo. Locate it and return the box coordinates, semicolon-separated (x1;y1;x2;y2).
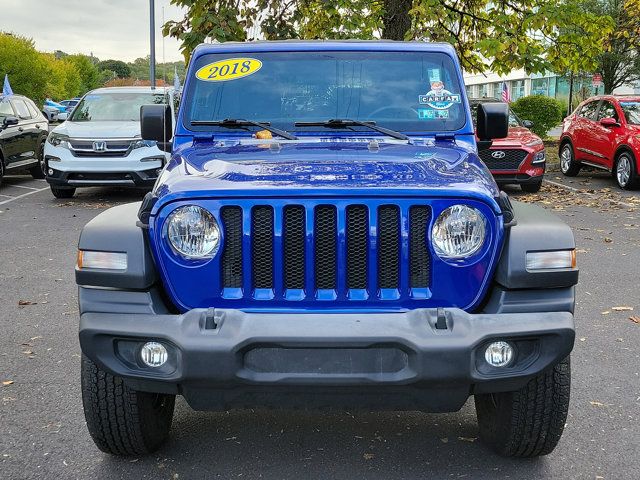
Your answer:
70;92;167;122
184;51;467;135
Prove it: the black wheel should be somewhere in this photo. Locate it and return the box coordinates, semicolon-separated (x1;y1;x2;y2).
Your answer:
29;142;46;179
81;355;175;456
475;357;571;457
559;143;581;177
521;180;542;193
614;151;638;190
50;185;76;198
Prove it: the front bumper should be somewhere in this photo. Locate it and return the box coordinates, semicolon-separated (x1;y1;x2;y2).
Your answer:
79;306;574;412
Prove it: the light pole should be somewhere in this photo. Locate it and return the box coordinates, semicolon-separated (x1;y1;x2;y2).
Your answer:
150;0;156;88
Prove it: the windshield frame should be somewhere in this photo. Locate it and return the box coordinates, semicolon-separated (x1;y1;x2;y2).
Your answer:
178;45;472;138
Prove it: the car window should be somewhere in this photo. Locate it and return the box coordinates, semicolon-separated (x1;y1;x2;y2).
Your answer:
597;101;618;121
469;101;520;128
25;99;42;119
11;99;32;119
0;99;14;118
579;101;599;119
185;51;467;133
620;101;640;125
71;92;168;122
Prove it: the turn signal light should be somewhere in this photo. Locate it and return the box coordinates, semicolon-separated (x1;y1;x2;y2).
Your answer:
525;250;576;271
77;250;127;270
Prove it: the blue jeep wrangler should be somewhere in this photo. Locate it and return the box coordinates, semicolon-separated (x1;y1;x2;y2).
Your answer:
76;41;578;457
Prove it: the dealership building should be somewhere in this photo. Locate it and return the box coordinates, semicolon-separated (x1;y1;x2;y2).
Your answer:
463;70;640;103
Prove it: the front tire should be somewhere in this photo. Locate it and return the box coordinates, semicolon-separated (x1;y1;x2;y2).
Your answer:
521;180;543;193
559;143;581;177
50;185;76;198
614;151;638;190
81;355;175;456
475;357;571;457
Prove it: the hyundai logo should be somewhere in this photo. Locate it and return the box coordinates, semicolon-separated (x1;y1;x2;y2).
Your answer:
93;141;107;152
491;150;506;159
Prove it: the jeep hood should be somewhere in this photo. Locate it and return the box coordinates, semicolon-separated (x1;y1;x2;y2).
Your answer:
153;139;501;212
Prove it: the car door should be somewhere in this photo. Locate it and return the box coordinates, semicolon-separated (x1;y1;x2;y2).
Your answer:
590;100;621;170
9;98;40;167
573;100;601;162
0;98;23;166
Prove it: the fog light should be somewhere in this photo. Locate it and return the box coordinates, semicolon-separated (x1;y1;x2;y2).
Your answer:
484;341;514;367
140;342;168;367
48;168;54;175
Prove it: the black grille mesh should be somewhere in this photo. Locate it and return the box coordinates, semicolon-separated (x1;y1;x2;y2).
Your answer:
251;206;274;289
409;206;431;288
377;205;400;289
283;206;306;289
346;205;368;289
479;149;528;170
221;207;243;288
314;206;337;289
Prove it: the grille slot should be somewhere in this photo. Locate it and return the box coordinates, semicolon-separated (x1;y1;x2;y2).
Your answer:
314;206;337;289
377;205;400;289
346;205;368;289
251;206;274;289
409;206;431;288
283;206;306;289
479;149;528;170
221;207;243;288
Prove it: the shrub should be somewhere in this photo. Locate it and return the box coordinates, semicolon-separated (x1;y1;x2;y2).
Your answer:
510;95;565;138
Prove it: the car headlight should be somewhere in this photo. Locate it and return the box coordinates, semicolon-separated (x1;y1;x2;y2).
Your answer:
432;205;487;259
532;151;546;164
131;139;157;150
524;138;543;148
48;132;70;148
166;205;221;259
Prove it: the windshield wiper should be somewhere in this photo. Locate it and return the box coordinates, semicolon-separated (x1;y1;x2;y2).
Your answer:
191;118;298;140
294;118;409;141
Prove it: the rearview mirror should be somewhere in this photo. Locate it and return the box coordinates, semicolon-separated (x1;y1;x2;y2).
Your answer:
141;104;173;152
476;103;509;142
2;116;19;129
522;120;534;129
599;117;618;127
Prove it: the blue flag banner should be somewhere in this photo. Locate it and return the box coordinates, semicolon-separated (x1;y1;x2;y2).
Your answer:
2;74;14;97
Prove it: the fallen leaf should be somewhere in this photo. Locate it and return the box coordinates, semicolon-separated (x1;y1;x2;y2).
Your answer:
458;437;477;442
590;401;606;407
603;237;613;243
363;453;375;460
440;437;449;443
601;311;610;315
18;300;37;306
2;381;13;386
629;316;640;324
579;337;586;341
612;306;634;311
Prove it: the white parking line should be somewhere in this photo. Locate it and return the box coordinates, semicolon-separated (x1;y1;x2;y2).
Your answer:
0;194;13;198
544;179;637;209
0;186;50;206
11;184;40;191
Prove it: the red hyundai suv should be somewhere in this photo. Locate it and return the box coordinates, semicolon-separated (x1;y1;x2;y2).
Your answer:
559;95;640;189
470;99;546;193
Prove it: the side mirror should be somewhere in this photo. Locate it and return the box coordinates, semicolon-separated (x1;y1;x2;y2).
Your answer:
522;120;534;129
141;104;173;152
599;117;618;127
476;103;509;150
2;116;19;128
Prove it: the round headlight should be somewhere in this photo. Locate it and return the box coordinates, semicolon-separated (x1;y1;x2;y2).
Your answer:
166;205;220;259
432;205;487;259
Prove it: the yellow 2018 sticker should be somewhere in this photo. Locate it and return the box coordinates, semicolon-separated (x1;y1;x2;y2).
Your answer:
195;58;262;82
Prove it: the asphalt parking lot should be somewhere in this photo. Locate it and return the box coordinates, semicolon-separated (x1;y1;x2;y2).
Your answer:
1;172;639;480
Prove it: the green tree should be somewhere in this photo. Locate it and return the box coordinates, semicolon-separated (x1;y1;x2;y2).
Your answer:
97;59;132;78
582;0;640;93
41;54;82;100
66;54;101;93
0;33;49;103
511;95;565;138
163;0;613;75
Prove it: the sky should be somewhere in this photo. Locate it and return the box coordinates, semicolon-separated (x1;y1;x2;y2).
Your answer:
0;0;186;62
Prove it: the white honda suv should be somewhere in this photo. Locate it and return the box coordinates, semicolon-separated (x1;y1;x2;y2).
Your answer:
44;86;176;198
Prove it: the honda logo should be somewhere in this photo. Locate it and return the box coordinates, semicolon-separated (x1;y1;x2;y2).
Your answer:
93;141;107;152
491;150;506;159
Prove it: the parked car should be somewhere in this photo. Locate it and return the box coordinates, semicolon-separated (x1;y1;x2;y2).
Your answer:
470;98;546;193
59;98;80;111
0;94;49;185
560;95;640;189
76;41;578;458
44;87;175;198
42;99;66;122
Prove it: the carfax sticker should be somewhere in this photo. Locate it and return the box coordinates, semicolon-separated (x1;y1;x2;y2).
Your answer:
195;58;262;82
418;80;461;110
